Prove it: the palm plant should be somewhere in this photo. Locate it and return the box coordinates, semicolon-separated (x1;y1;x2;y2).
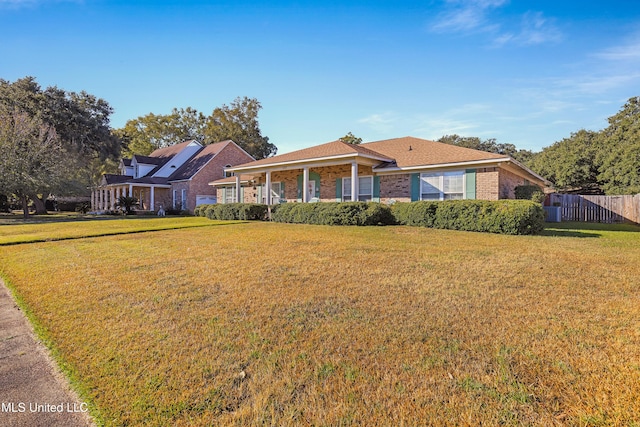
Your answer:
116;196;138;215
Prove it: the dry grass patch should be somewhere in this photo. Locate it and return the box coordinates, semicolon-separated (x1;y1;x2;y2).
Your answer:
1;222;639;426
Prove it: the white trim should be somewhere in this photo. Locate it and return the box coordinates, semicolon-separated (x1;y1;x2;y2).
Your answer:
343;175;373;202
227;152;393;173
374;158;511;173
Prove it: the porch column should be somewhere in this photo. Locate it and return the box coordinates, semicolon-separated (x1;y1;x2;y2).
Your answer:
110;188;115;210
98;189;102;210
101;188;107;210
150;187;155;211
116;186;121;204
91;190;95;211
303;167;310;203
265;170;272;205
351;162;358;202
128;184;133;197
235;175;241;203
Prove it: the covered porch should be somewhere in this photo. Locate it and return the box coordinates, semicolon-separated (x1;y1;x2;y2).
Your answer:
92;175;171;213
220;161;382;204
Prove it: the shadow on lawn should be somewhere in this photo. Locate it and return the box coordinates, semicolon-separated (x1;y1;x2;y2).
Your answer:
540;229;601;238
541;221;640;238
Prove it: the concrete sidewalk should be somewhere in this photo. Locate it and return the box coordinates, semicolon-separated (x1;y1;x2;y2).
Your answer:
0;279;94;427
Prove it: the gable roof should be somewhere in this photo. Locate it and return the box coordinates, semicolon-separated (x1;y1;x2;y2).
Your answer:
230;140;393;170
168;140;233;181
363;137;508;169
148;140;199;159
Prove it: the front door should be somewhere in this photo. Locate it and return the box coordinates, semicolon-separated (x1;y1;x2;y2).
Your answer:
307;180;316;201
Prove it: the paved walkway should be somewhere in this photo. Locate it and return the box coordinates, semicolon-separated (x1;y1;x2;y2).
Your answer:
0;279;94;427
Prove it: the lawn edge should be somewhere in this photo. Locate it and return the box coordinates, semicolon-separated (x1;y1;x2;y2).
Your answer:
0;273;104;426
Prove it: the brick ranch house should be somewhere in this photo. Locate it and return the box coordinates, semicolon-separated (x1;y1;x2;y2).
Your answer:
209;136;548;204
92;139;254;213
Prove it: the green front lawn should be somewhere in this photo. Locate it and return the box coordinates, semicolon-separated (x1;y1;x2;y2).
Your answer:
1;219;639;426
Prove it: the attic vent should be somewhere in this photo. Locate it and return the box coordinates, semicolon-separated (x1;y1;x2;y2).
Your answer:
409;145;412;151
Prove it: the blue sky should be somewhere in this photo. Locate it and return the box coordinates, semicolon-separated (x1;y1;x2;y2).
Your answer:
2;0;640;154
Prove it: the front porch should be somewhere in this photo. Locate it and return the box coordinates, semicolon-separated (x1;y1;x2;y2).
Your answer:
91;183;171;213
216;162;383;204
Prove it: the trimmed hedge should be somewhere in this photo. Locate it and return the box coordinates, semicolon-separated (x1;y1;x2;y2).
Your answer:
271;202;395;226
196;200;544;234
392;200;544;235
514;185;545;204
194;203;268;221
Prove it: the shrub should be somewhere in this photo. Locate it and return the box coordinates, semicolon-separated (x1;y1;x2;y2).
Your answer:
198;203;269;221
271;202;395;226
515;185;545;204
238;204;269;221
194;204;211;217
392;202;438;227
392;200;544;235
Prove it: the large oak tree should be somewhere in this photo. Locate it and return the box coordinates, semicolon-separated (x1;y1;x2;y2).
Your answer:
0;76;120;214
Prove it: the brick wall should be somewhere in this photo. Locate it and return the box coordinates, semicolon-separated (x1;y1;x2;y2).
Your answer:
185;143;254;211
476;168;500;200
380;174;411;203
498;167;529;199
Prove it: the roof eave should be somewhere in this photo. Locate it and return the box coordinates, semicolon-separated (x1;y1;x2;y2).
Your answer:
228;152;393;173
373;157;513;173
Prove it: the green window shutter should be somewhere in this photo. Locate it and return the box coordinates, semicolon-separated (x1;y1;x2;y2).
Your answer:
280;182;285;199
336;178;342;201
257;185;262;204
221;187;226;204
465;169;476;200
311;172;321;198
240;186;245;202
373;176;380;202
410;173;420;201
296;174;303;202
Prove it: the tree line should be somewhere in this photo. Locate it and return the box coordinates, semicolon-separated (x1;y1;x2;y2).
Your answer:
1;75;639;217
438;97;640;195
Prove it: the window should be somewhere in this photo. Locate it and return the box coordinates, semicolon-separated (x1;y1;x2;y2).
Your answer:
181;189;187;210
420;171;464;201
225;186;236;204
172;190;177;209
224;164;233;178
343;176;373;202
262;182;282;204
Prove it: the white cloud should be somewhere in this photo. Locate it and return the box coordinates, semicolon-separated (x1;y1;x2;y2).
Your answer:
594;36;640;62
357;112;398;134
430;1;562;47
430;0;506;34
0;0;81;8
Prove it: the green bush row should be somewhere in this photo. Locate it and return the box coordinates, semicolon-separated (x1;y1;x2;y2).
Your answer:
392;200;544;235
194;203;268;221
271;202;395;226
196;200;545;235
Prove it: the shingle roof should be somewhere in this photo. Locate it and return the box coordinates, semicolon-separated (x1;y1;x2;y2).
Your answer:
103;174;133;185
231;140;393;169
363;137;508;169
148;140;199;159
132;155;163;165
209;174;256;186
230;137;508;172
168;141;232;181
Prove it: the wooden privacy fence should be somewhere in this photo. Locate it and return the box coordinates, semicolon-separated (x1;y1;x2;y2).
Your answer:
548;194;640;224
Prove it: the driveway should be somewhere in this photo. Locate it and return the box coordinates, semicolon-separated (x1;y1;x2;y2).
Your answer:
0;279;95;427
